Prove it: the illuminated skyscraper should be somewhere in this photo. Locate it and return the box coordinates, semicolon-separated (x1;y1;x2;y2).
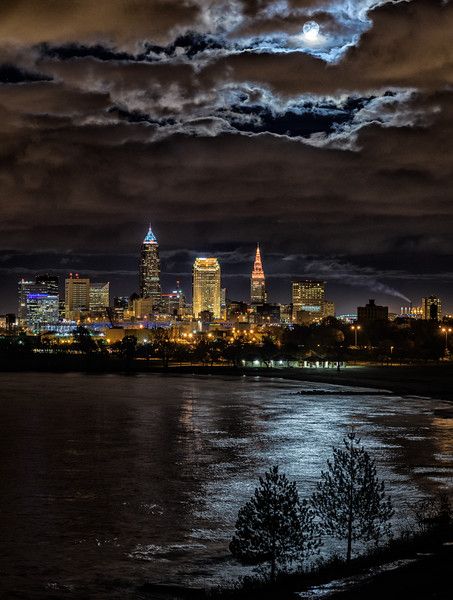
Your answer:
65;274;90;320
18;274;59;325
26;294;59;331
292;280;325;322
422;296;442;321
89;282;110;317
139;224;161;307
251;244;266;305
18;279;36;324
192;258;221;319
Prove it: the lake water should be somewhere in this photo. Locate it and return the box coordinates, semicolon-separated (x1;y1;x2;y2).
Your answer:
0;372;452;598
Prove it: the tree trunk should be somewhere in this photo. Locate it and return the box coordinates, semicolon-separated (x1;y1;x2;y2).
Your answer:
346;528;352;564
270;553;276;583
347;478;353;563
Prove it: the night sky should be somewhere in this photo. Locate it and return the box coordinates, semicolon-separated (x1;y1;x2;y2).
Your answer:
0;0;452;314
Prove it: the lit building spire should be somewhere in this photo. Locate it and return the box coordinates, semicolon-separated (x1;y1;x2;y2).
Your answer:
251;243;266;305
143;223;157;244
253;244;264;276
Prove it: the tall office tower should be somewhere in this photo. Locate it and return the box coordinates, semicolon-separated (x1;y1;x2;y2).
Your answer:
18;279;36;324
161;282;186;317
35;274;59;297
89;282;110;316
292;280;325;322
251;244;266;305
192;258;221;319
26;293;59;331
422;296;442;321
139;224;161;308
65;274;90;320
18;275;59;326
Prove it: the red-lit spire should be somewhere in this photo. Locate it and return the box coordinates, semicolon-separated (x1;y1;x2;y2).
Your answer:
252;243;265;278
251;243;266;304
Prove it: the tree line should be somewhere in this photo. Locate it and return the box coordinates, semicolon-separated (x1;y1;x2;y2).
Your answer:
0;316;450;364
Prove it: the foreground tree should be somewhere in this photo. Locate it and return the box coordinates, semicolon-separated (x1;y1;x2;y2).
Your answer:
230;466;320;581
119;335;137;361
411;493;452;534
312;432;393;563
73;326;98;354
151;328;177;368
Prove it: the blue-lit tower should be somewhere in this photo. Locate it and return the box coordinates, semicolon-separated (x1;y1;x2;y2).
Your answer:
139;224;161;307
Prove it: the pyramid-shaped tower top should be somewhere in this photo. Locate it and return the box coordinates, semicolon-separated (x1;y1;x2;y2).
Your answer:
143;223;158;245
252;243;264;277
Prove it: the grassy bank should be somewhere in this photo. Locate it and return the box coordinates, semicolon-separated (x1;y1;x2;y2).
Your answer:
210;527;453;600
139;524;453;600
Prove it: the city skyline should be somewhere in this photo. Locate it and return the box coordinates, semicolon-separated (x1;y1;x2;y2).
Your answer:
4;224;449;320
0;225;450;314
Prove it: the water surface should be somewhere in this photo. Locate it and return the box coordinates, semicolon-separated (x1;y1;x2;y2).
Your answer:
0;372;452;598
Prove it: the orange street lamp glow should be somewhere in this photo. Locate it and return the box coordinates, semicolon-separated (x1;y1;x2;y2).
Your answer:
441;327;452;355
351;324;361;346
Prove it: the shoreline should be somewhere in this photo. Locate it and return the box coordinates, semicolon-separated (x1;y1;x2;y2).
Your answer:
2;360;453;403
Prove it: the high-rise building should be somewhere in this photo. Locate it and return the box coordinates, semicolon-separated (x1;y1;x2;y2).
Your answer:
133;297;153;320
35;274;59;296
18;279;36;324
112;296;129;321
26;293;59;331
192;258;221;319
65;274;90;320
139;224;161;308
292;280;325;322
251;244;266;305
89;282;110;316
422;296;442;321
18;274;59;325
161;282;186;317
323;301;335;319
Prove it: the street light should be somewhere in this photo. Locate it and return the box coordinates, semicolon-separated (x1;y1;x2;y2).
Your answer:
351;324;361;347
440;327;452;356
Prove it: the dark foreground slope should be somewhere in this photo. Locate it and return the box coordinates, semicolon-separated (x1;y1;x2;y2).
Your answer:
326;542;453;600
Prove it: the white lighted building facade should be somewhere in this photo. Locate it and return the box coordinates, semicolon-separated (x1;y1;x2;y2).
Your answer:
26;293;59;331
192;258;221;319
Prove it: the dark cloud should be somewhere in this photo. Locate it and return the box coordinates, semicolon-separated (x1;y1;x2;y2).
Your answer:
0;0;452;313
0;63;52;84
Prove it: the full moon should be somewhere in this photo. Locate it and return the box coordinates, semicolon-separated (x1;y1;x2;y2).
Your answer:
302;20;320;42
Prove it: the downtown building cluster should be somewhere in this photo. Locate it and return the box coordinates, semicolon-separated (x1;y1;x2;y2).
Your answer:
125;225;336;328
0;224;445;338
